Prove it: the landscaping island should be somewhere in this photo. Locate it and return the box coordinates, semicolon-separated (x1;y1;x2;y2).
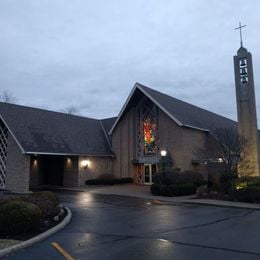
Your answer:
0;191;67;249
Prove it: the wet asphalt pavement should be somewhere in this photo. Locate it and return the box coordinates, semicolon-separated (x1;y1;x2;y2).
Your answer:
5;191;260;260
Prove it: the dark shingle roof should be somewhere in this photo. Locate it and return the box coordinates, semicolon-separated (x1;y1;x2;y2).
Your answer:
138;83;237;131
0;102;113;156
101;117;117;135
110;82;237;133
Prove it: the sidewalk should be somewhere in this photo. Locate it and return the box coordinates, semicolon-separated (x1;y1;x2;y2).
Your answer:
87;184;260;210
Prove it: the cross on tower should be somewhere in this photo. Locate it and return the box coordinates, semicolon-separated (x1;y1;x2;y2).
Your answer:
235;21;247;47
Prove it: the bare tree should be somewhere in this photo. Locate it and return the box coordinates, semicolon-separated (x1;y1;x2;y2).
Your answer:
0;90;17;104
197;127;246;192
216;128;246;175
62;105;80;115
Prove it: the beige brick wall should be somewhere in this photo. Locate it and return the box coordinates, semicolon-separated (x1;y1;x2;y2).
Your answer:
63;156;79;187
5;133;30;192
111;105;208;179
112;107;135;178
158;109;207;172
78;156;113;186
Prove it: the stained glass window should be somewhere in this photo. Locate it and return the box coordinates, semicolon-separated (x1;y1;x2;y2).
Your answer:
136;98;159;157
143;116;157;155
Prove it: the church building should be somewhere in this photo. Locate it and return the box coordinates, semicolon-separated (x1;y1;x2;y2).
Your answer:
0;83;238;192
0;38;259;193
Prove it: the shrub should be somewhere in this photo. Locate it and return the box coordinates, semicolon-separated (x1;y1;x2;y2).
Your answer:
23;191;60;219
150;183;197;197
234;186;260;203
217;173;234;194
0;200;41;235
98;173;116;180
153;171;205;186
160;185;174;197
168;183;197;196
151;183;161;195
237;176;260;187
85;177;133;185
121;177;134;184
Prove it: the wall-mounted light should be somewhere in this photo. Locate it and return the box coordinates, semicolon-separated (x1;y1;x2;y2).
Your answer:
81;159;90;169
32;155;38;167
33;159;37;167
66;157;72;167
160;150;167;181
160;150;167;157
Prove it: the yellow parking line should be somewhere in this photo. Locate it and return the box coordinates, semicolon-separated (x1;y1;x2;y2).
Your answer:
51;242;74;260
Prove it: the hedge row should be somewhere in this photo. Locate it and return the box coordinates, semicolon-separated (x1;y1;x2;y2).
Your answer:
85;177;133;185
153;171;206;186
151;183;197;197
234;186;260;203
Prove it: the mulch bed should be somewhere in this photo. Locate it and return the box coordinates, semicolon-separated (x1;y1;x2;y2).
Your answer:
0;209;67;241
0;191;67;242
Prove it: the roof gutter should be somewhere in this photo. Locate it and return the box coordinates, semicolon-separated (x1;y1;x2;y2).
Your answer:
25;151;115;157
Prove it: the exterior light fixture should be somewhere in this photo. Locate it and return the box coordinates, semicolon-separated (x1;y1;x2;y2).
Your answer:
160;150;167;181
81;160;90;169
160;150;167;157
66;157;72;164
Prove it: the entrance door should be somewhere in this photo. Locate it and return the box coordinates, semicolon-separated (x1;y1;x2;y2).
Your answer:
143;164;157;184
42;156;64;186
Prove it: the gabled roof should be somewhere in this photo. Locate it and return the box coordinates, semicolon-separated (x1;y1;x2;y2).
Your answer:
0;102;114;156
101;117;117;144
109;82;237;134
101;117;117;135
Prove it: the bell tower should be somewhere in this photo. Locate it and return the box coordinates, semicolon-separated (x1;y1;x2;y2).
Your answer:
234;22;259;176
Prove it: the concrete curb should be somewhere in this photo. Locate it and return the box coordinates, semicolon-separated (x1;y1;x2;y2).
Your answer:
90;189;260;210
181;199;260;211
0;206;72;258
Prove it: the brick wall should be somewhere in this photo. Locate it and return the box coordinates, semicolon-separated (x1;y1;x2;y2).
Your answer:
78;156;112;186
111;104;209;180
5;133;30;192
63;156;79;187
112;107;135;178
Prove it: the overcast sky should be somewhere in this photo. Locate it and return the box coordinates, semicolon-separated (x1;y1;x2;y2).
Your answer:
1;1;260;122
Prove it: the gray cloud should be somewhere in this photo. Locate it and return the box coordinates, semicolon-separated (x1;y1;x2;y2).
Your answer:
0;0;260;122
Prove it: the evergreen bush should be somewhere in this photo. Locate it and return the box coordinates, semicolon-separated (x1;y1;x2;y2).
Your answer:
23;191;60;219
85;177;133;185
151;183;197;197
0;200;41;235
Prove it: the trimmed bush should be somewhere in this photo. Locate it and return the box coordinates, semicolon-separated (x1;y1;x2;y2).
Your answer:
234;186;260;203
0;200;41;235
153;171;205;186
151;183;197;197
151;183;161;196
85;177;133;185
160;185;174;197
23;191;60;219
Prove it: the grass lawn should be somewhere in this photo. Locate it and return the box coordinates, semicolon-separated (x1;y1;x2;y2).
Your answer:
0;239;21;250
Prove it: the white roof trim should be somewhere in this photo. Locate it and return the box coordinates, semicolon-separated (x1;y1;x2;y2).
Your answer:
99;120;113;150
109;83;212;134
109;83;183;134
183;124;209;132
0;115;25;154
109;85;139;134
25;151;114;157
137;85;183;126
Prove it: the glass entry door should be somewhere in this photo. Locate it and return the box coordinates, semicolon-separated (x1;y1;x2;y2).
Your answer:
143;164;157;184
